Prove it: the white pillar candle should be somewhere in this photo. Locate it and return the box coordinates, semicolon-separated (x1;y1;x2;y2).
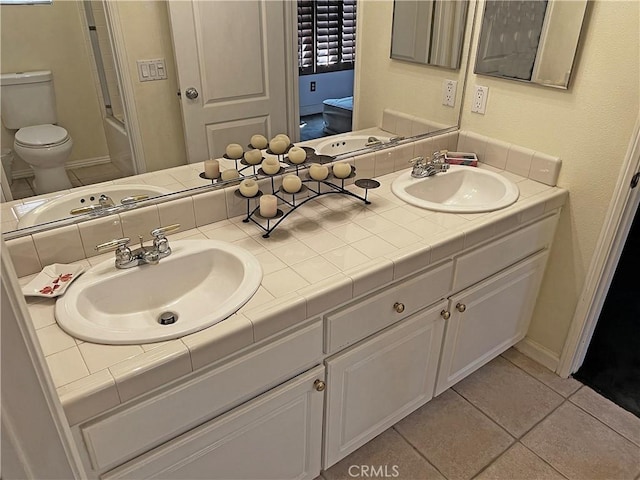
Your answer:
204;159;220;179
221;168;240;181
333;162;352;179
288;146;306;164
239;179;259;197
259;194;277;218
269;138;288;155
282;174;302;193
225;143;244;159
309;163;329;181
251;134;268;149
261;157;281;175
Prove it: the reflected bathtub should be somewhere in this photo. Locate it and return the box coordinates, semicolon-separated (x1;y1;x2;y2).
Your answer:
17;184;171;228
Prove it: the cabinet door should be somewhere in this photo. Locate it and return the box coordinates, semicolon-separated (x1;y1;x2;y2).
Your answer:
103;366;325;480
324;302;446;468
436;251;548;395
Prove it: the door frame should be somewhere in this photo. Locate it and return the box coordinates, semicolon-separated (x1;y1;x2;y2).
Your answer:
558;118;640;377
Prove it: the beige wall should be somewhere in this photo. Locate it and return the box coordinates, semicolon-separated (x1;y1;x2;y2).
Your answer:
354;0;473;130
0;1;109;170
115;1;186;172
459;1;639;358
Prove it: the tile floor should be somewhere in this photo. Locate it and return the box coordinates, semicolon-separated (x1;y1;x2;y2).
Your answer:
319;348;640;480
9;162;125;200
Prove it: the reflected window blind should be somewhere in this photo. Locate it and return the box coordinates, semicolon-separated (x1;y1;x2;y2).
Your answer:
298;0;357;75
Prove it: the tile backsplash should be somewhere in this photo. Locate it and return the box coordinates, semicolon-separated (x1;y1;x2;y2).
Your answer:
5;128;562;277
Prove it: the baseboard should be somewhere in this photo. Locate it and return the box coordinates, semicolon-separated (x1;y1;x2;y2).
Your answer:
12;156;111;180
300;105;324;117
515;337;560;372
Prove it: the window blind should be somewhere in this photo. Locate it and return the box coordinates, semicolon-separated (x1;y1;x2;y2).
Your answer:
298;0;357;75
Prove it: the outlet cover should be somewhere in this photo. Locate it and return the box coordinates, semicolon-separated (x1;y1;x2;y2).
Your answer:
442;80;457;107
471;85;489;114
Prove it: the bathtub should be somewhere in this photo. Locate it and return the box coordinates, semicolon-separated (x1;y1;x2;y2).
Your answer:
17;184;171;228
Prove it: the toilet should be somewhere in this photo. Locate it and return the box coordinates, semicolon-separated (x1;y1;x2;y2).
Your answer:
0;71;73;194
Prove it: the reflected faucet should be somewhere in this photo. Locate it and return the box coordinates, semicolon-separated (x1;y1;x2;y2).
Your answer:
365;136;383;147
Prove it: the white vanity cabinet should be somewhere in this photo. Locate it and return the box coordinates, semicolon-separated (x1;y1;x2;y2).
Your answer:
323;302;446;468
435;251;549;395
103;365;325;480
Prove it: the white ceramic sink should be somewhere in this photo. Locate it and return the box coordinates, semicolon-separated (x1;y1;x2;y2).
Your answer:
55;240;262;344
18;184;172;228
315;135;391;156
391;166;519;213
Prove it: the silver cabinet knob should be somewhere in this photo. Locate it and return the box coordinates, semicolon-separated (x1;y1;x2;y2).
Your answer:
456;303;467;313
441;310;451;320
185;87;199;100
393;302;405;313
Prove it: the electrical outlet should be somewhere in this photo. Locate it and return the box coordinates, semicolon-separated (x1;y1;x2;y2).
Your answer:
310;81;316;92
442;80;457;107
471;85;489;114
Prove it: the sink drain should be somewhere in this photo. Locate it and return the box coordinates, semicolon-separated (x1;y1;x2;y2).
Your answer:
158;311;178;325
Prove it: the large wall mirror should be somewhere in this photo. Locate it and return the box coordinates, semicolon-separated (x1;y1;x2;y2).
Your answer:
0;0;477;239
475;0;587;88
390;0;469;69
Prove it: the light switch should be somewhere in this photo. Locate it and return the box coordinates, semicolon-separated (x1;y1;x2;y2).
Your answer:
136;58;168;82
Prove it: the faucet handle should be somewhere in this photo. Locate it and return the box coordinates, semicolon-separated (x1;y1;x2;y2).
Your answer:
431;150;446;163
95;237;131;253
150;224;181;239
409;156;425;166
121;194;149;206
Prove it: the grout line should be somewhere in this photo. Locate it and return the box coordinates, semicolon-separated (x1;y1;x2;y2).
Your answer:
518;441;572;480
499;351;582;398
390;425;450;480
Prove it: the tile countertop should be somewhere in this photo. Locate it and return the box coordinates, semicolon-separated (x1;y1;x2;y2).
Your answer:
20;164;567;426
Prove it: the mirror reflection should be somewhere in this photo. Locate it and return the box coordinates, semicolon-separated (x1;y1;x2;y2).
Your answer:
391;0;469;69
1;0;474;236
475;0;587;88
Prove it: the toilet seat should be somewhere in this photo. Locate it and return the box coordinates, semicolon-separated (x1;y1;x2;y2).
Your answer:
14;124;70;149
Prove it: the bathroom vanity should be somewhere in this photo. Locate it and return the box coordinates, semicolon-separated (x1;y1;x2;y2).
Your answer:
41;177;564;479
9;126;566;479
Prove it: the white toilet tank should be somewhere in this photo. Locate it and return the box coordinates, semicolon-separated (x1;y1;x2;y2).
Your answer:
0;71;58;129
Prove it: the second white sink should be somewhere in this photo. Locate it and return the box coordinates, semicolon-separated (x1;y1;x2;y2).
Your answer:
392;166;519;213
55;240;262;345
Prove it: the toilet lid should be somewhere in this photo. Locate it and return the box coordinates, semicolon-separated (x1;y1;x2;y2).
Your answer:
15;124;69;147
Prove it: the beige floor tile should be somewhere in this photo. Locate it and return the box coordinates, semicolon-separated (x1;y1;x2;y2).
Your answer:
323;429;444;480
395;389;514;480
453;357;564;437
570;386;640;447
522;403;640;480
501;348;581;397
475;443;566;480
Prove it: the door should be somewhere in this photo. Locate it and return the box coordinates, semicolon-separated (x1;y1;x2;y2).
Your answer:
168;0;291;163
436;251;549;395
324;303;446;469
103;366;325;480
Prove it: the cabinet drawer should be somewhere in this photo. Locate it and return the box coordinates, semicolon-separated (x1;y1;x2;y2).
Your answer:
452;213;558;292
103;366;325;480
325;261;453;354
81;320;323;472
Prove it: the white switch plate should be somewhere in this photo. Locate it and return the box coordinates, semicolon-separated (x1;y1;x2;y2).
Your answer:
471;85;489;114
442;79;457;107
137;59;167;82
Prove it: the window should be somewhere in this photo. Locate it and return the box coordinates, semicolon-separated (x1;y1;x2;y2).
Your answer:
298;0;357;75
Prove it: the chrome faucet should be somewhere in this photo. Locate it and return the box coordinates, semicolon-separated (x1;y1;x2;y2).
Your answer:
95;224;180;269
410;151;450;178
70;194;149;216
365;136;383;147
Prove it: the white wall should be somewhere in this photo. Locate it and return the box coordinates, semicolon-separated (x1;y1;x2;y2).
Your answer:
299;70;355;116
459;0;640;360
353;0;473;130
